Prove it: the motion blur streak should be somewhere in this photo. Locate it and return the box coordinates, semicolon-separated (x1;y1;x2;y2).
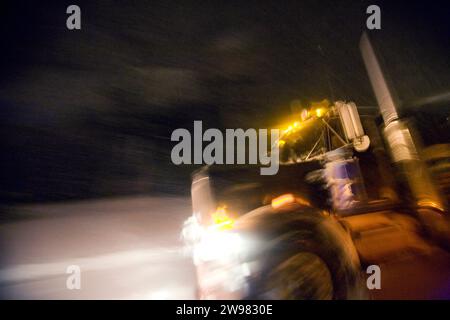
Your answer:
0;247;182;284
0;196;196;299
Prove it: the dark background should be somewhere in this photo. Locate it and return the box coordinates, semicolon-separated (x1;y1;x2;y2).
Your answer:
1;0;449;203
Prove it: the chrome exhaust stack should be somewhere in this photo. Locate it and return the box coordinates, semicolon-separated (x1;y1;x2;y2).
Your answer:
359;32;446;214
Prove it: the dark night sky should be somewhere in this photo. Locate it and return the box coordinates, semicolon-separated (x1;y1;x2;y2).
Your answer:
0;0;449;202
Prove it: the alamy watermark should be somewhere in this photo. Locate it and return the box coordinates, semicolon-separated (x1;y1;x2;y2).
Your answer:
66;264;81;290
366;5;381;30
366;264;381;290
66;5;81;30
65;4;379;31
171;121;280;175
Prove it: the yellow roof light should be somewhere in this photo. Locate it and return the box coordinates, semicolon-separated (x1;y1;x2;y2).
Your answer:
315;108;326;118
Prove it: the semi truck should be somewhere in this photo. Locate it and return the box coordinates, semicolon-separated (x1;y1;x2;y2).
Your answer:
182;33;450;299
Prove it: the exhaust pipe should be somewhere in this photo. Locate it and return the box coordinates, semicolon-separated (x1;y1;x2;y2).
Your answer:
359;32;446;214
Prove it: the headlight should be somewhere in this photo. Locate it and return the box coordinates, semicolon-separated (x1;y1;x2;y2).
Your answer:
194;230;243;263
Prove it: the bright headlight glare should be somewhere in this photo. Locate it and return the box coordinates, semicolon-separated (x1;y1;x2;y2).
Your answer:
194;229;244;264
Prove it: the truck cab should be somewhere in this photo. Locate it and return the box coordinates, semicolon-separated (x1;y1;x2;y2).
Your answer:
183;33;450;300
